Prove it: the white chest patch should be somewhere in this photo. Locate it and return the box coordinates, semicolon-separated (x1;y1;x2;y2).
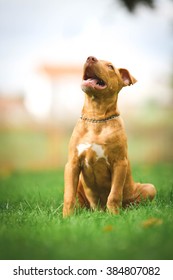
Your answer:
77;143;91;156
77;143;108;163
92;143;105;159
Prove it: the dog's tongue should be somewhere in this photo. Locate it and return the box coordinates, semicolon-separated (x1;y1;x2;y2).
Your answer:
82;78;98;87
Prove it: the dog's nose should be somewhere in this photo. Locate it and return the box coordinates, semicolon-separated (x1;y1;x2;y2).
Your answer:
86;56;98;63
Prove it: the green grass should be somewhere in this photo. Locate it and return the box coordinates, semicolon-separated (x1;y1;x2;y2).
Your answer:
0;164;173;260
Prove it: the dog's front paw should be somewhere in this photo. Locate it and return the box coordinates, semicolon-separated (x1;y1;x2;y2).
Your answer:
107;199;122;215
63;209;71;218
63;203;75;218
107;205;119;215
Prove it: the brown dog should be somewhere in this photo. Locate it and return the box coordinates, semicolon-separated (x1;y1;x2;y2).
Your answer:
63;56;156;217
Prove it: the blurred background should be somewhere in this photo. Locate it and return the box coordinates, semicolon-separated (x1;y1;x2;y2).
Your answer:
0;0;173;173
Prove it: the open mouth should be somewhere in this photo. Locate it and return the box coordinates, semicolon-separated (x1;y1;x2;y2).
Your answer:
82;67;107;90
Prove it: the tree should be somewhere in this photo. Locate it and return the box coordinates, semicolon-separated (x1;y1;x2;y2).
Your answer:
118;0;154;11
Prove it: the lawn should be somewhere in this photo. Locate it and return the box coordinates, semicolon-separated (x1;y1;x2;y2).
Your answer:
0;164;173;260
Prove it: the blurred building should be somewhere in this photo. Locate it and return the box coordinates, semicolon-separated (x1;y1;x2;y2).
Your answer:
38;63;83;123
0;95;32;126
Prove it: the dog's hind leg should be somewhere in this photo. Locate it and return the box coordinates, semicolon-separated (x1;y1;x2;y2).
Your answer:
135;183;156;203
123;183;156;207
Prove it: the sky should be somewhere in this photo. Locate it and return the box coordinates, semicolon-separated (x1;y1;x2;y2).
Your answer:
0;0;173;118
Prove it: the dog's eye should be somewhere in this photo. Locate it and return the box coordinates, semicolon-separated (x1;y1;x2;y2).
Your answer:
108;64;114;71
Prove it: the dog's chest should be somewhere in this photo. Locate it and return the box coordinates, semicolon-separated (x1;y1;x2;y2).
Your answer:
73;118;126;169
75;125;120;166
77;142;109;166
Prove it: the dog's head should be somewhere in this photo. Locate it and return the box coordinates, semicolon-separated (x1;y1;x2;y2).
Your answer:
81;56;137;97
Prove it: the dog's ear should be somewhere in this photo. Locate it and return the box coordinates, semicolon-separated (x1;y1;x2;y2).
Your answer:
118;68;137;86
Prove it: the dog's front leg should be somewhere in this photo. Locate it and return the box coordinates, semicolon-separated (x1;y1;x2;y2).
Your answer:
63;159;81;217
107;160;127;214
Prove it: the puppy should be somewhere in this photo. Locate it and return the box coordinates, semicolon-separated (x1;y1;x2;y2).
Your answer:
63;56;156;217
